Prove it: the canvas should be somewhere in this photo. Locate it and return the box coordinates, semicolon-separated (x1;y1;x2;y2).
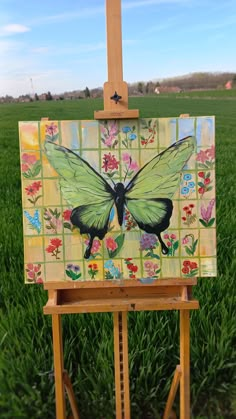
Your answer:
19;117;216;284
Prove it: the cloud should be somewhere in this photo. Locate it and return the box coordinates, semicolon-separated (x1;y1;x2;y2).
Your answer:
0;24;30;36
29;6;104;25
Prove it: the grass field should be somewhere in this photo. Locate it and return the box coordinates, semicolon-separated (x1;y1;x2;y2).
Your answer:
0;95;236;418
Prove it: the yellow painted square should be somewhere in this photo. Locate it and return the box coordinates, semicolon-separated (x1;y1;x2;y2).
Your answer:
19;122;39;150
43;179;61;206
45;262;65;282
41;153;58;177
142;259;161;279
119;120;139;149
23;208;42;236
104;259;123;280
199;257;217;277
180;201;198;229
24;236;44;262
200;229;216;257
64;233;84;260
161;258;180;278
24;263;44;284
118;231;142;259
84;259;104;281
43;207;63;235
159;118;177;148
65;261;84;281
169;201;180;228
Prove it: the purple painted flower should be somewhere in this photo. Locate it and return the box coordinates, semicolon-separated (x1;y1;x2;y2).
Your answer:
74;265;80;272
201;199;215;223
67;263;73;270
140;233;157;250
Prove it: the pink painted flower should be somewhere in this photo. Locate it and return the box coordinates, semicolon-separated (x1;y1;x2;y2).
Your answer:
26;263;34;270
167;241;172;247
21;163;30;172
144;261;153;269
201;199;215;223
122;152;131;164
105;237;118;251
28;271;35;279
196;150;207;163
22;153;37;165
206;145;215;160
182;236;189;245
164;233;169;239
46;122;57;136
170;234;176;240
129;161;139;171
85;238;101;254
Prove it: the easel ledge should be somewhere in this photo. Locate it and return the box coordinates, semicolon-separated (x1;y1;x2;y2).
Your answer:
43;278;199;315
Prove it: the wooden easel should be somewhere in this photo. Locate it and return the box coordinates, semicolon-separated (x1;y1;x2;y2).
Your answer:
43;1;199;418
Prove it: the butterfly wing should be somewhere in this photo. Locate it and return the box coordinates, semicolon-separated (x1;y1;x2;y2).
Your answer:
44;141;115;258
125;136;196;253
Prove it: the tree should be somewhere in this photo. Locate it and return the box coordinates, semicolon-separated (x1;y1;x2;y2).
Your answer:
34;93;39;101
137;82;143;94
84;87;90;98
46;91;53;100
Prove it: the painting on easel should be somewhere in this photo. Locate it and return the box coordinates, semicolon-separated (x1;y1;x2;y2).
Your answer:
19;116;216;283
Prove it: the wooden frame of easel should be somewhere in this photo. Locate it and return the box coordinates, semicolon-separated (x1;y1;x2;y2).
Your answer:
43;1;200;417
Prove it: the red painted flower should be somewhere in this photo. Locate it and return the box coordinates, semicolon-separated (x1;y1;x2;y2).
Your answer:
183;206;189;211
190;262;198;269
63;209;72;221
102;153;119;172
170;234;176;239
182;216;187;221
21;163;29;172
46;245;56;253
50;238;62;248
189;204;195;208
183;260;191;267
198;171;205;178
204;177;211;185
167;241;172;247
182;267;189;274
198;187;205;194
32;181;42;192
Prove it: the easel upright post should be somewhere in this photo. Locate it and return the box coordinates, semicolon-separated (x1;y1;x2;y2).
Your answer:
180;309;190;419
52;313;66;419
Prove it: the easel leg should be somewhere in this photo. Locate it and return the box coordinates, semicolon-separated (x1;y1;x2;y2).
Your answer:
52;314;66;419
180;310;190;419
113;312;130;419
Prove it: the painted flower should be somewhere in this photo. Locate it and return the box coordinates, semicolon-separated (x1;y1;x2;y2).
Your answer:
122;126;131;134
62;209;72;221
129;133;137;141
44;208;61;234
46;122;58;136
102;153;119;173
105;237;118;251
25;263;43;283
66;264;81;280
25;181;42;205
22;154;37;167
183;174;192;181
140;233;157;250
124;258;138;279
200;199;215;227
46;238;62;259
84;238;101;256
181;187;189;195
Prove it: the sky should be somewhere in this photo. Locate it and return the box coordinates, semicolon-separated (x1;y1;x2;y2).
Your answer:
0;0;236;97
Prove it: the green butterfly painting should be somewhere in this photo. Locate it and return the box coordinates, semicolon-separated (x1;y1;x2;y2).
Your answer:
45;136;195;259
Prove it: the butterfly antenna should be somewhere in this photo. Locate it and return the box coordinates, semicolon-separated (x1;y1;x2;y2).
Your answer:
123;157;132;183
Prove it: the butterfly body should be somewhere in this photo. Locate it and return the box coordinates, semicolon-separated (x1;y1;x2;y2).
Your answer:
45;136;196;260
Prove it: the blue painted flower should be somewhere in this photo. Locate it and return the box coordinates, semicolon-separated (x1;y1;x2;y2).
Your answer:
183;174;192;181
128;133;137;141
24;209;41;233
74;265;80;272
188;181;195;188
122;126;131;134
181;187;189;195
104;260;114;269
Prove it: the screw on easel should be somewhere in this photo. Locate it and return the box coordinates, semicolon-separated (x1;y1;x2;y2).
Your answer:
110;91;122;104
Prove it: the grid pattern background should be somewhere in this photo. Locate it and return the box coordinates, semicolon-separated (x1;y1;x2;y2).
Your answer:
19;117;216;284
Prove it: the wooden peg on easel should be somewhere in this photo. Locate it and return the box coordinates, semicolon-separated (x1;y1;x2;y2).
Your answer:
94;0;139;120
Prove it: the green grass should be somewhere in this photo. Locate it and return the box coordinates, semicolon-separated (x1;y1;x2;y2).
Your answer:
0;96;236;418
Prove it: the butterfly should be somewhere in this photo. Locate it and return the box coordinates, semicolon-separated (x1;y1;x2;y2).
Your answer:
45;136;195;259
